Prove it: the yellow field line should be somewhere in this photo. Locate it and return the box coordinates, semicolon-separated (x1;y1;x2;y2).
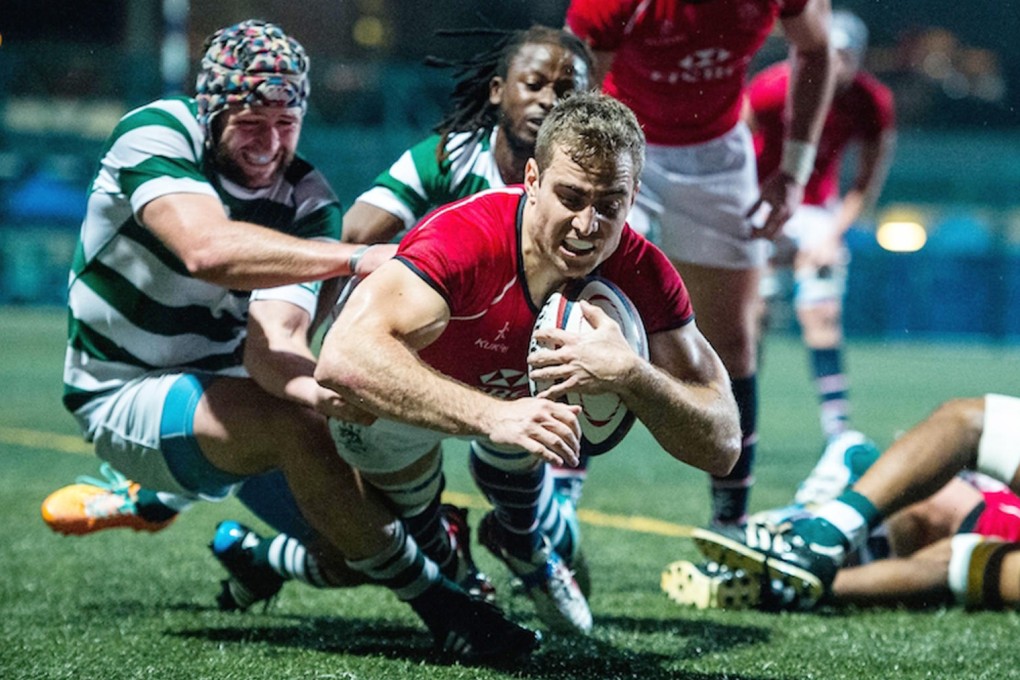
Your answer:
0;426;695;539
441;490;692;537
0;426;93;455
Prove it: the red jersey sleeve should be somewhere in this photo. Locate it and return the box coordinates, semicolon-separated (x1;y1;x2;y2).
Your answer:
565;0;637;51
396;190;519;315
600;227;694;334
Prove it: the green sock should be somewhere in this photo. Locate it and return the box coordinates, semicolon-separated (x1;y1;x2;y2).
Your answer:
840;489;880;529
801;490;880;553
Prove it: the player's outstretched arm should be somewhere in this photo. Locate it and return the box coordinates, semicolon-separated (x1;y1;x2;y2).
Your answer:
315;261;581;466
245;298;375;424
140;193;372;290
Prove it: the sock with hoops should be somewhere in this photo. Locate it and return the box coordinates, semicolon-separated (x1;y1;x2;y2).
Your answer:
469;445;545;560
254;533;332;588
402;494;457;580
795;489;881;557
345;521;441;602
537;472;578;562
810;347;850;439
710;375;757;526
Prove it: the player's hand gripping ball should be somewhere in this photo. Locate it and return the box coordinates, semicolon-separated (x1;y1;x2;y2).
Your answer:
529;277;648;455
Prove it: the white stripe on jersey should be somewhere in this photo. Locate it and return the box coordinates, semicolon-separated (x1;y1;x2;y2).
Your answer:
389;148;428;201
70;284;245;367
356;128;504;231
95;233;223;308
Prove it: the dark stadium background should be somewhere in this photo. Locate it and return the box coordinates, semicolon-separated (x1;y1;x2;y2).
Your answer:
2;0;1019;339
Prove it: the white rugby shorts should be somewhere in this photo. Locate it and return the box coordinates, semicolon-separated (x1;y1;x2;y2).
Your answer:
634;123;768;270
328;417;528;475
71;371;242;499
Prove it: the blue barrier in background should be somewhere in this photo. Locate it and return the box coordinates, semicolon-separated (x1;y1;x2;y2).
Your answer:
2;125;1018;343
845;251;1018;340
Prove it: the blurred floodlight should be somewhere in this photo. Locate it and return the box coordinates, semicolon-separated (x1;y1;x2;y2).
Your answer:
353;16;386;48
877;220;928;252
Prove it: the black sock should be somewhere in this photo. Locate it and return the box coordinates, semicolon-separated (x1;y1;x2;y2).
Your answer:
710;374;757;525
134;489;179;522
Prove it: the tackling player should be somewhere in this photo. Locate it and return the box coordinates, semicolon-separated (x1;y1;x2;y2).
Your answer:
38;19;538;663
47;24;599;619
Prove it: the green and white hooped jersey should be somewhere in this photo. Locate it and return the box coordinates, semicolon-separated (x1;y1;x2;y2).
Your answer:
63;96;342;414
355;127;506;233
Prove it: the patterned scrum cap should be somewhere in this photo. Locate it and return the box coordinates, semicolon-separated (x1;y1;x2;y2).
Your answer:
195;19;310;132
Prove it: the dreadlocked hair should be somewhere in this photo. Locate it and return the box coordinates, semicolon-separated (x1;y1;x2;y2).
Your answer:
424;25;595;164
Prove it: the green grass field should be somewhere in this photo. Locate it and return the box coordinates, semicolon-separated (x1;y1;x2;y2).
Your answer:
2;306;1019;679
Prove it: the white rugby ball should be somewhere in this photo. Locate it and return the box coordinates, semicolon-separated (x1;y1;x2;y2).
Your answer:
529;277;648;456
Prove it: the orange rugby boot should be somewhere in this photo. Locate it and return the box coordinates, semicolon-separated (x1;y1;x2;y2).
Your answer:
41;463;175;535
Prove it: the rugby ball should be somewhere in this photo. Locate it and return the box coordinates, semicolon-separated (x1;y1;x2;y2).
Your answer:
529;276;648;456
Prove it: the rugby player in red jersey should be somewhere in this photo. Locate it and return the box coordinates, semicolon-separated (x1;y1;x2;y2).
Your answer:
315;93;741;635
566;0;836;529
748;9;896;450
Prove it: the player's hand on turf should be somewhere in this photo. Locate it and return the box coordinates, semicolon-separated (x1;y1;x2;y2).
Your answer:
529;301;636;400
747;172;805;240
486;398;582;467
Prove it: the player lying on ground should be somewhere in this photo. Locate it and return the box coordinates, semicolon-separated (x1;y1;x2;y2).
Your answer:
663;429;1020;610
688;394;1020;612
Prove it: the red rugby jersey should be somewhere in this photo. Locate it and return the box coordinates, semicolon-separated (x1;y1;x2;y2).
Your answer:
748;62;895;205
566;0;809;146
974;488;1020;542
395;187;693;399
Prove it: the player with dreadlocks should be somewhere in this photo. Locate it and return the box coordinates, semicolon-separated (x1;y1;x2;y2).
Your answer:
342;24;595;243
197;24;599;618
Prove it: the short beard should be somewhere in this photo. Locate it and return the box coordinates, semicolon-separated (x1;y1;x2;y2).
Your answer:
210;141;292;189
497;110;536;159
